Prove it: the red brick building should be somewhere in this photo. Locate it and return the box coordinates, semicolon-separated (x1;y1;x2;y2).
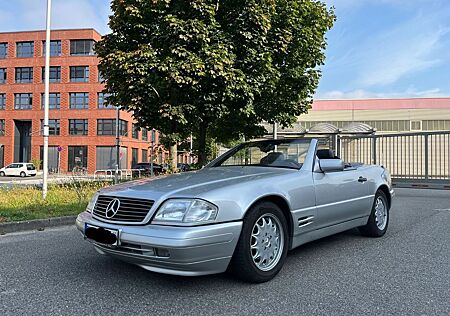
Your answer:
0;28;171;173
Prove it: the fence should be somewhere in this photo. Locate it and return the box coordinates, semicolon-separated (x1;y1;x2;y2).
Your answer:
93;169;142;181
336;131;450;186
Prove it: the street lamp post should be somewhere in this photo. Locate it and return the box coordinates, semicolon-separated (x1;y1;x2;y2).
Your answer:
115;106;120;184
150;129;155;177
42;0;52;198
189;133;193;164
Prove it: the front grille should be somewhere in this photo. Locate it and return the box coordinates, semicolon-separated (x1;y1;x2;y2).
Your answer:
93;195;154;223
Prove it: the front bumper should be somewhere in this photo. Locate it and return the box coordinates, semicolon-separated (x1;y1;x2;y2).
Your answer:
76;212;242;276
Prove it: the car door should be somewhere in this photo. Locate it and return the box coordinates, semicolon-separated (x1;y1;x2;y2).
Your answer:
13;164;22;176
5;164;16;176
313;162;370;229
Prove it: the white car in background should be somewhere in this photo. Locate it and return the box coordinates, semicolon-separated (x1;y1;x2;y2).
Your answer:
0;163;37;177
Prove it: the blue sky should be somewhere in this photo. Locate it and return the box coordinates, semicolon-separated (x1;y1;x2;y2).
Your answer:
0;0;449;99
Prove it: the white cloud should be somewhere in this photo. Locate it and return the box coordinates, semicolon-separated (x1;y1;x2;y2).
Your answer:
51;0;110;34
356;22;449;87
0;0;110;34
320;2;450;92
317;88;447;100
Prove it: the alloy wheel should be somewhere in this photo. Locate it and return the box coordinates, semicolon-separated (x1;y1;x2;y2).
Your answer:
374;196;387;230
250;214;284;271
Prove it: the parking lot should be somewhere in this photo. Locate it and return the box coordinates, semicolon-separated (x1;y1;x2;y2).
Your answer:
1;188;449;315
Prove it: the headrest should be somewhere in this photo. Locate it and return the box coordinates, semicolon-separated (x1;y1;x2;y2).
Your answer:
260;152;285;165
317;149;335;159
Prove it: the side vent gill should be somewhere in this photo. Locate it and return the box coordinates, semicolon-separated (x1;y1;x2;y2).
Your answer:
298;216;314;228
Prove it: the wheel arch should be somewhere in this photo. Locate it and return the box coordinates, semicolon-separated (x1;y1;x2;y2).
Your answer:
245;195;294;248
377;184;391;209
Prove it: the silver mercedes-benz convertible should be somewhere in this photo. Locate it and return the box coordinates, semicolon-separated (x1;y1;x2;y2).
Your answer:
76;138;394;282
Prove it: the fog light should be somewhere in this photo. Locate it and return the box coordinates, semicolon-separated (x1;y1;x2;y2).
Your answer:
155;248;170;258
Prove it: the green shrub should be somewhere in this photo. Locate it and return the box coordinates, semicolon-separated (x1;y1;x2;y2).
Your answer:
30;159;42;172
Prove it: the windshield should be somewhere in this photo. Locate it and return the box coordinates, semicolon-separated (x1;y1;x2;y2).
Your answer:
210;139;312;170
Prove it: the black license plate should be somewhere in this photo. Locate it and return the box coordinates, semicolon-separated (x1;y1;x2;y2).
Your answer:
84;224;119;246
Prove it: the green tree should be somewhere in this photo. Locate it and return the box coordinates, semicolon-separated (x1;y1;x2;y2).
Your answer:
96;0;335;166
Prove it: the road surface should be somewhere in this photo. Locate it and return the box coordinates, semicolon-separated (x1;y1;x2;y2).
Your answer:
1;188;449;315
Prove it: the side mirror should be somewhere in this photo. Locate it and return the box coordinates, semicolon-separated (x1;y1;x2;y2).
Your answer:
319;159;345;172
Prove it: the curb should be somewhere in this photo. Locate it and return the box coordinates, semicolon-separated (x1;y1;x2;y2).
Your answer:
0;216;77;235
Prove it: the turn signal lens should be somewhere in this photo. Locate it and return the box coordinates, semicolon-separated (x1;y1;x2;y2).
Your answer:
86;192;100;213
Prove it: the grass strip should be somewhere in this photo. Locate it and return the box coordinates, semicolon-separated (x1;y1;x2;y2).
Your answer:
0;181;109;223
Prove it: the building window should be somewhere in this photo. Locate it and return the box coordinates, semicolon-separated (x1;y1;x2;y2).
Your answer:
141;149;148;163
43;40;61;56
119;120;128;136
97;92;113;108
69;119;88;135
69;92;89;109
0;43;7;59
68;146;88;171
70;66;89;82
142;128;148;141
97;119;115;136
422;120;450;131
132;124;139;139
41;119;60;135
410;120;422;131
97;119;128;136
42;66;61;83
14;93;33;110
132;148;138;166
0;68;6;84
41;93;60;109
96;146;128;170
0;119;5;136
16;41;34;58
70;40;95;56
15;67;34;83
0;94;5;110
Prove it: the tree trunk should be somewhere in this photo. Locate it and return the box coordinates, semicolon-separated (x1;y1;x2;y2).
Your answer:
170;142;177;172
198;123;208;166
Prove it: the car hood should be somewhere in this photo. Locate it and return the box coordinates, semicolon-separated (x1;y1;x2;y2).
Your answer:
100;166;296;200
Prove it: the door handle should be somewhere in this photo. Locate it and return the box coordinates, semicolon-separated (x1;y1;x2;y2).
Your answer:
358;176;367;183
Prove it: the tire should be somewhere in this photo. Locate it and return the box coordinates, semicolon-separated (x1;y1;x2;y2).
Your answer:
229;201;289;283
359;190;389;237
20;171;26;178
0;171;5;177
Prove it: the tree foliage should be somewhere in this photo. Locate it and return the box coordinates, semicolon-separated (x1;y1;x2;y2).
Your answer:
96;0;335;165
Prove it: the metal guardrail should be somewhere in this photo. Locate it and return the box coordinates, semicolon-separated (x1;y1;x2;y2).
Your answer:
336;131;450;185
93;169;142;181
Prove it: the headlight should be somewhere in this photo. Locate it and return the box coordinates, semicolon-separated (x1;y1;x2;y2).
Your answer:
152;199;218;225
86;192;100;213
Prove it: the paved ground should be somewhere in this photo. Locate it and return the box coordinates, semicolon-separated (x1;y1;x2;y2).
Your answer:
1;188;449;315
0;174;67;188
